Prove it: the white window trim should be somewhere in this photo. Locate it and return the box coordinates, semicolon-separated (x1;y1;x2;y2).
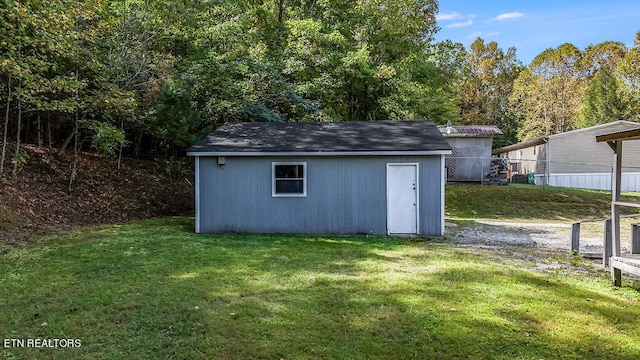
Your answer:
272;162;307;197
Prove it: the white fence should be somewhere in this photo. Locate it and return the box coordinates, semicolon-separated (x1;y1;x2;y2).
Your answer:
535;172;640;192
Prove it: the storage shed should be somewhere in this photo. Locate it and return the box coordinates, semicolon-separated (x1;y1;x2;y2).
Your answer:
493;120;640;191
437;123;503;182
187;120;452;236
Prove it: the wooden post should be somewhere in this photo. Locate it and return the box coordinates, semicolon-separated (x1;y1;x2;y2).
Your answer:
612;266;622;286
571;222;581;252
604;218;612;266
632;224;640;254
611;140;622;258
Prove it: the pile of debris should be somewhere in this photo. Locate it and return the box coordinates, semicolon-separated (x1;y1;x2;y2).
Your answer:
485;158;509;185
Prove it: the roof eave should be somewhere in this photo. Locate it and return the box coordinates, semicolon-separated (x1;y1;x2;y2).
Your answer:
442;134;500;138
492;137;547;155
595;127;640;142
187;150;453;157
549;120;640;139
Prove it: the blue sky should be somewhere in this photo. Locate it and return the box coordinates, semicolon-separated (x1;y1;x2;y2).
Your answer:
435;0;640;65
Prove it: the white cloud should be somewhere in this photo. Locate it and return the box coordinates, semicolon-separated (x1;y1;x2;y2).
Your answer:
436;12;460;21
492;12;524;21
447;20;473;28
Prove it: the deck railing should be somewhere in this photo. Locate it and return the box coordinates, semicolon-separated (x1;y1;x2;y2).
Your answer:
570;214;640;266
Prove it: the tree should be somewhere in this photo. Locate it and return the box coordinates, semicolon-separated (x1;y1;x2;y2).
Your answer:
1;75;10;176
576;67;625;128
456;38;523;146
574;41;628;128
581;41;627;77
617;32;640;121
180;0;449;126
0;0;464;170
148;79;203;148
511;44;586;140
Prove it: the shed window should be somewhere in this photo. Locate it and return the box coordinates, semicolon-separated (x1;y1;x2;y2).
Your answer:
272;162;306;197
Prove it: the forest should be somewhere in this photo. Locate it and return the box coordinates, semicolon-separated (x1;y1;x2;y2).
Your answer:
1;0;640;172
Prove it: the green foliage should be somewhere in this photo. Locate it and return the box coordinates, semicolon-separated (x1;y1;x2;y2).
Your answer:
576;68;625;128
581;41;628;77
82;120;127;156
511;44;587;140
568;249;583;266
1;0;638;159
149;80;203;147
456;38;523;145
9;148;28;172
239;103;283;123
617;35;640;121
181;0;448;124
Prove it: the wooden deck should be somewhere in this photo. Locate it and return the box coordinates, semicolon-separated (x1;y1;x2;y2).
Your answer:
610;255;640;286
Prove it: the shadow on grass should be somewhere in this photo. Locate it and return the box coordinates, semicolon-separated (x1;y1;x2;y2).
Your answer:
1;218;639;359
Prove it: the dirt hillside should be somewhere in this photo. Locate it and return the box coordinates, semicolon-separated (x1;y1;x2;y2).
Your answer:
0;144;194;247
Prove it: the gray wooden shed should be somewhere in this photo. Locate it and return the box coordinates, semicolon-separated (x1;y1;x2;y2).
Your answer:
437;124;503;182
187;120;452;236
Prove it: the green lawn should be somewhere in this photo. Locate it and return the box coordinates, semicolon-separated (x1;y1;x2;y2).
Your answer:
2;218;639;359
446;183;640;222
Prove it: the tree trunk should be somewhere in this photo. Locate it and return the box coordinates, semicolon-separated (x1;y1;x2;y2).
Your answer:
47;115;52;152
37;115;42;148
69;72;80;192
278;0;285;23
117;117;123;173
133;129;143;158
12;79;22;178
58;128;76;155
0;76;10;177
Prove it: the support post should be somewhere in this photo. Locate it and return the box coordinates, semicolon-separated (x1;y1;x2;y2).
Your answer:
632;224;640;254
571;222;580;252
612;266;622;287
604;218;612;266
611;140;622;258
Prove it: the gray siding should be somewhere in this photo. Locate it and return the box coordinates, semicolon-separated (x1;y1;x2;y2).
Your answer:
548;124;640;174
504;144;546;175
445;137;493;182
197;155;444;235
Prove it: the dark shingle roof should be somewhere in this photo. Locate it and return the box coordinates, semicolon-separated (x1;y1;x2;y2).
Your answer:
437;125;503;137
188;120;452;154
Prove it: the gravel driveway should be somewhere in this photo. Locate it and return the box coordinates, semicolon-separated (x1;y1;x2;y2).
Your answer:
444;220;610;254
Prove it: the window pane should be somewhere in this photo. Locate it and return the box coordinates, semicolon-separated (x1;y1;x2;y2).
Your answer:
275;180;304;194
275;164;304;179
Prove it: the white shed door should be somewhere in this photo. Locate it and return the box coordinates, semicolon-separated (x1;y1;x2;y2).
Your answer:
387;163;418;234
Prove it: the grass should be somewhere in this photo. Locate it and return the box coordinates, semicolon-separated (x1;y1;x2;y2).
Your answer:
2;218;640;359
446;183;640;222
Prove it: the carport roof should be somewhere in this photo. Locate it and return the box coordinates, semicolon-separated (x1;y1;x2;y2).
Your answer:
595;127;640;142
